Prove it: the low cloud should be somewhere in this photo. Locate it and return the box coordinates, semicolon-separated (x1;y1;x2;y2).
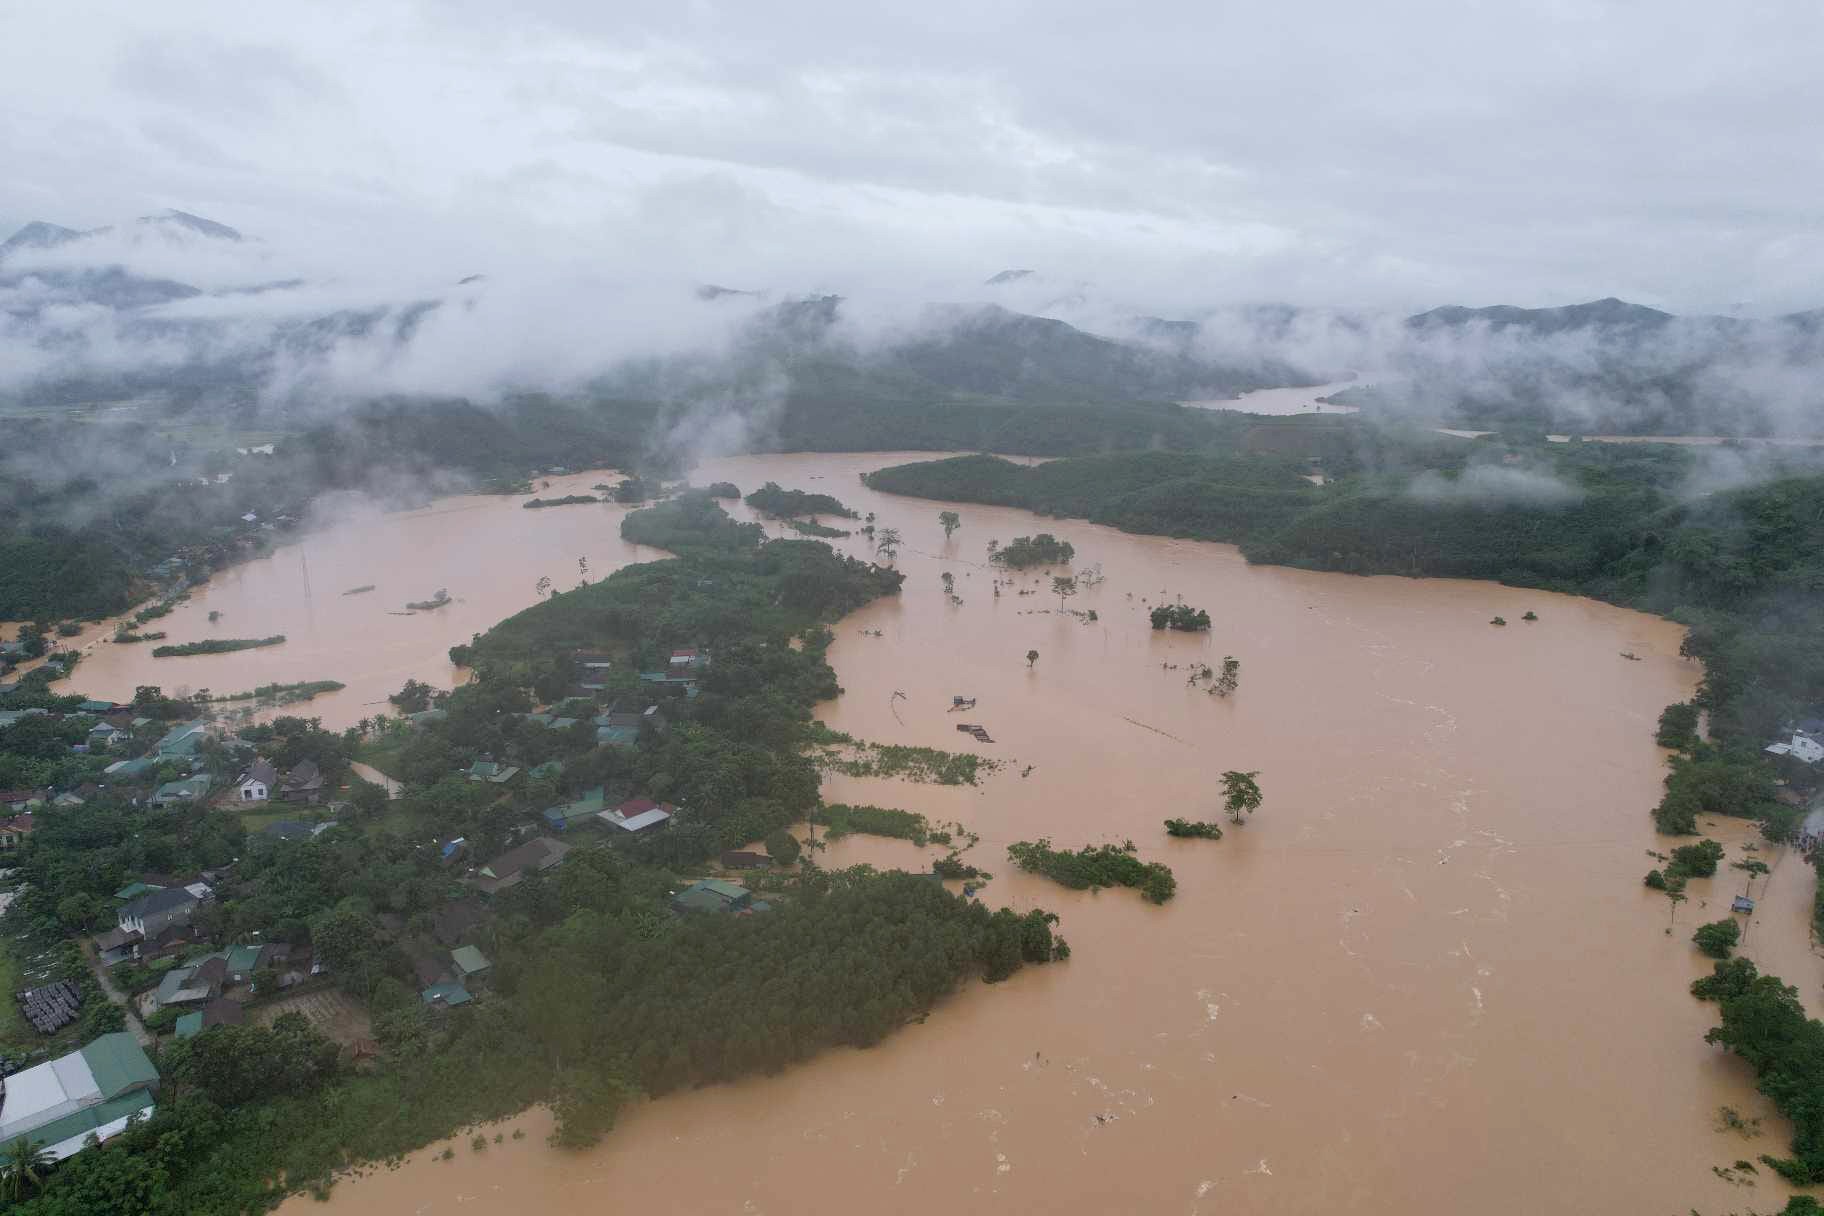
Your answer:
1406;464;1584;507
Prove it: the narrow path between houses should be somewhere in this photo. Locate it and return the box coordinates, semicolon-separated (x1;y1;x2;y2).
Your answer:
80;941;153;1049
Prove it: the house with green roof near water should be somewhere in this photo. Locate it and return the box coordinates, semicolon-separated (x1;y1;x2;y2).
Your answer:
0;1032;159;1160
671;878;755;915
152;719;210;759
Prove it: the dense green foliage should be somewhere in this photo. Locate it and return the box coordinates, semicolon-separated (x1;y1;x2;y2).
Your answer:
702;482;740;499
990;533;1076;569
151;636;286;658
1006;839;1176;904
1667;839;1726;879
811;803;931;845
207;680;344;704
1164;818;1223;839
618;491;765;553
744;482;856;519
1692;918;1742;959
1150;604;1211;631
1656;702;1701;750
1691;958;1824;1183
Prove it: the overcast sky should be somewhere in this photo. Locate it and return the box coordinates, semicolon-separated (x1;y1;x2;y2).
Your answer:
4;1;1822;315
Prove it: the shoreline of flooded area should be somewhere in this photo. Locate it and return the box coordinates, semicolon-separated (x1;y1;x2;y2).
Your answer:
271;450;1819;1216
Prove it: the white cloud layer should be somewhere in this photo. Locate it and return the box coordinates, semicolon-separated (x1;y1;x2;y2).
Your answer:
5;1;1824;313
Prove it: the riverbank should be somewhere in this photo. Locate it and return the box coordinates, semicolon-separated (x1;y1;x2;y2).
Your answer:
282;450;1806;1216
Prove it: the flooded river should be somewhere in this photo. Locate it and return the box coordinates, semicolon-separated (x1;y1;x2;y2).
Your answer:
137;449;1802;1215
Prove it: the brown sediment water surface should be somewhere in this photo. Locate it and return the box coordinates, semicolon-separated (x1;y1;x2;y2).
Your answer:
183;450;1811;1214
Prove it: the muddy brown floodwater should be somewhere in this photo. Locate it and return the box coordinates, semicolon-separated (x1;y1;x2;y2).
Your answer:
176;449;1803;1216
27;470;668;730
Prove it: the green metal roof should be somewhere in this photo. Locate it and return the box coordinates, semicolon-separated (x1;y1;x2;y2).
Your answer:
450;945;490;975
25;1091;155;1154
79;1032;159;1099
114;881;162;901
174;1012;204;1039
226;944;263;974
421;982;472;1007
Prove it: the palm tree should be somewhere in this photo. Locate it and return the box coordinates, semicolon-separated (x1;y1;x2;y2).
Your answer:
2;1137;53;1202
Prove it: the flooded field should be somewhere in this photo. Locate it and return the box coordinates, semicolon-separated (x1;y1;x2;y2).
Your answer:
25;469;666;730
259;450;1821;1215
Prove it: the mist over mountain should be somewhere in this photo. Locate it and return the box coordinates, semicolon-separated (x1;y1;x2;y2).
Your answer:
2;210;1822;439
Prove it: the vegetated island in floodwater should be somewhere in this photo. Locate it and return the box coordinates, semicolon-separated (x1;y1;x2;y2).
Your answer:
809;725;1000;785
404;589;451;610
745;481;858;519
790;519;852;538
992;533;1075;568
523;494;600;509
1164;818;1223;839
151;635;286;658
206;680;346;705
702;481;741;499
341;584;376;596
111;630;167;643
1008;838;1177;903
1151;603;1211;631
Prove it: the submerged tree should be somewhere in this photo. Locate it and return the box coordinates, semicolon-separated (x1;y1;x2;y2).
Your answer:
876;527;902;563
1026;649;1040;668
1052;576;1077;611
1214;656;1240;696
1220;770;1263;825
939;510;961;540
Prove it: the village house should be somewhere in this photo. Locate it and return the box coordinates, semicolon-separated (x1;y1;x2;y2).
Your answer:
236;757;278;802
87;721;128;750
542;786;607;832
599;797;673;835
720;850;769;870
153;955;227;1009
174;996;245;1039
1766;727;1824;766
151;774;212;807
117;884;206;939
572;650;615;693
0;813;34;850
450;945;491;989
470;836;571;894
466;758;521;784
671;878;754;915
0;1033;159;1161
421;982;472;1009
152;719;211;761
277;758;324;803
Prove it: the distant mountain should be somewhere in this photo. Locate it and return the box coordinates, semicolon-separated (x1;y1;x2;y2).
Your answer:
136;209;242;241
984;269;1034;286
1332;297;1824;435
0;221;89;258
1406;297;1677;335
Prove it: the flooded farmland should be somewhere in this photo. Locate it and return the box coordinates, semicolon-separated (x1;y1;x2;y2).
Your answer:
129;448;1804;1216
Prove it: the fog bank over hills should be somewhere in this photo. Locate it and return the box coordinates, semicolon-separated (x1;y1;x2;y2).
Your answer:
2;211;1821;439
